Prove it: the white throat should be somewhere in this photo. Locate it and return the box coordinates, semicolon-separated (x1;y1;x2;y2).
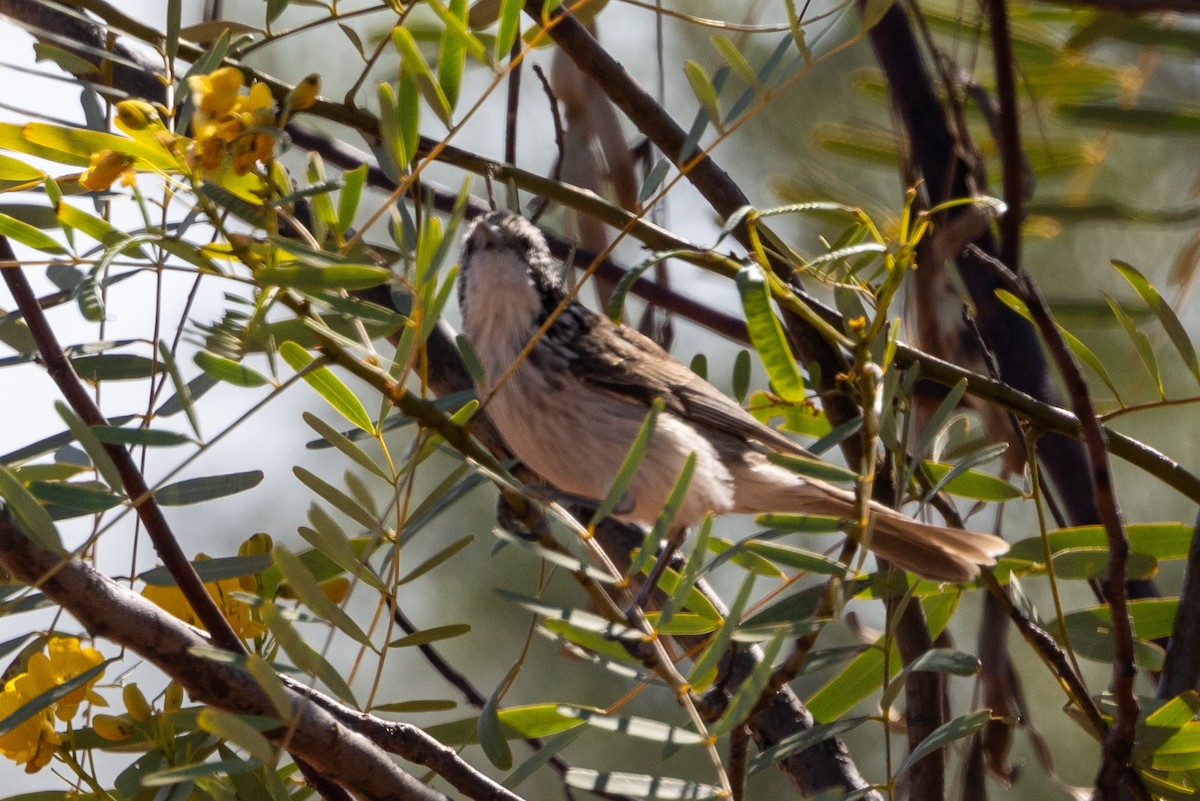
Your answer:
462;249;544;390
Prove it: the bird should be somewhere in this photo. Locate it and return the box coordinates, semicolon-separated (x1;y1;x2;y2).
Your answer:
457;210;1008;585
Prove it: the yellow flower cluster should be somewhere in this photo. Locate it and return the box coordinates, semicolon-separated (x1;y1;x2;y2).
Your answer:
79;149;137;192
0;637;106;773
187;66;277;175
141;556;266;640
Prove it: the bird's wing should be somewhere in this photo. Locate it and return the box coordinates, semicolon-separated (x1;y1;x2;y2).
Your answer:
566;311;810;456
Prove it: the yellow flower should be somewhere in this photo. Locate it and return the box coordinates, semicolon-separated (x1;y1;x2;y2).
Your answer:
79;149;137;191
186;68;278;175
0;681;62;773
142;559;265;639
189;66;245;118
0;637;106;773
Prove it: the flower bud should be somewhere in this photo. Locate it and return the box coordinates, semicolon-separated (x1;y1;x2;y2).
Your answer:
115;99;161;131
286;74;321;111
239;533;273;556
163;682;184;713
92;714;136;741
122;683;153;722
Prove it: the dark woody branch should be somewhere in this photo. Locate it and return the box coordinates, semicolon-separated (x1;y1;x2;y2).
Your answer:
0;509;519;801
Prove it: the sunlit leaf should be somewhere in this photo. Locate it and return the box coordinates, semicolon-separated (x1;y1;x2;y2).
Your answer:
736;265;805;402
280;341;374;433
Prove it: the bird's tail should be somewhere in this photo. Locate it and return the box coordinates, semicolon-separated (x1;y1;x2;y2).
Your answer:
731;462;1008;583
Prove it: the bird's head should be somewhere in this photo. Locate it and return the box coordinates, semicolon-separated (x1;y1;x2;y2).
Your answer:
458;210;566;330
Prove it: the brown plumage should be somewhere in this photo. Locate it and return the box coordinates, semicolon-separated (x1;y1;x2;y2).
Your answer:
459;211;1008;583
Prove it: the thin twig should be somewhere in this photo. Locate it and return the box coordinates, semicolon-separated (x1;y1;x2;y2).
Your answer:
986;0;1024;274
0;239;244;653
970;244;1140;801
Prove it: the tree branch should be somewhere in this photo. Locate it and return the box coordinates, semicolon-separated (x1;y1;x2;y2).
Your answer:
0;510;517;801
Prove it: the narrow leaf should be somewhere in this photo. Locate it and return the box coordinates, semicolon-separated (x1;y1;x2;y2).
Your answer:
1114;259;1200;388
155;470;263;505
0;465;63;551
736;265;805;402
280;341;374;432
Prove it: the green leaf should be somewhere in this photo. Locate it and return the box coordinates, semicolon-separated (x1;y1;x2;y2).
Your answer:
495;0;523;59
591;399;660;526
732;349;751;402
562;707;706;745
1050;548;1158;581
765;452;857;483
755;513;843;534
196;708;276;763
638;159;671;205
336;164;367;236
302;412;388;479
274;545;373;647
294;467;379;532
736;265;805;402
90;425;191;447
433;0;472;108
372;699;457;713
397;534;473;584
393;26;453;127
879;648;981;711
689;572;754;687
748;716;870;775
711;630;785;738
744;540;847;574
895;709;992;779
480;664;518;769
1008;522;1193;563
70;353;158;381
996;289;1124;403
658;515;713;630
1105;291;1164;398
491;528;620;584
629;452;695;582
711;34;761;91
56;202;147;258
23;121;175;170
142;758;261;786
55;401;123;491
257;263;391;291
0;154;46;181
30;480;121;514
0;465;64;551
280;341;375;433
156;341;202;440
139;554;272;586
683;60;722;128
0;212;65;253
388;624;471;648
565;770;722;800
808;592;959;722
496;589;642;640
903;378;966;492
155;470;263;505
194;350;270;388
261;603;358;706
921;461;1023;502
1057;102;1200;136
299;505;384;591
1113;259;1200;389
1059;598;1175;669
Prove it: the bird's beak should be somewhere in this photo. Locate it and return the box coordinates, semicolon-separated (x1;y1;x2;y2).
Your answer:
472;220;501;248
